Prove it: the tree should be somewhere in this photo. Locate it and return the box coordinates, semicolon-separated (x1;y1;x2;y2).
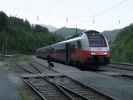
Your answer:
33;25;49;33
0;11;8;32
0;11;8;55
0;11;62;54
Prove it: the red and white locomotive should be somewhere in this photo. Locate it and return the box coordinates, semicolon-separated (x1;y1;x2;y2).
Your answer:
36;30;110;69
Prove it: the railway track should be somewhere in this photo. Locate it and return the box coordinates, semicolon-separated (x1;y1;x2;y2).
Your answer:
17;60;57;74
16;63;39;74
98;63;133;80
108;63;133;71
16;58;113;100
47;76;112;100
23;77;71;100
32;58;133;79
23;75;112;100
16;56;133;100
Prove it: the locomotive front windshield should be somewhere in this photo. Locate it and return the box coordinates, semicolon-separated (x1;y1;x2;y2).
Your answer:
86;31;107;47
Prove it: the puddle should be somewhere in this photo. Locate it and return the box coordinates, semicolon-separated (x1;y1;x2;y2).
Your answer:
8;73;23;87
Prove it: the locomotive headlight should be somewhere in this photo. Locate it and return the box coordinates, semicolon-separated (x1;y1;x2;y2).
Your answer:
91;52;96;55
104;52;107;55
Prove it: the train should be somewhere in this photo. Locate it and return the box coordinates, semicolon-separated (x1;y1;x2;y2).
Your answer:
36;30;110;69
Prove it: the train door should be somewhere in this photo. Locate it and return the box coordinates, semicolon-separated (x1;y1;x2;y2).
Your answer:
66;41;81;65
55;44;66;62
65;43;71;64
69;41;79;64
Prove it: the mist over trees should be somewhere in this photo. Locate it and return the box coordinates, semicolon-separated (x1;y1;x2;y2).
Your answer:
0;11;62;54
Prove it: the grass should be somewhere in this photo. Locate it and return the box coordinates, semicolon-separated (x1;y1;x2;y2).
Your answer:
0;54;33;72
18;87;33;100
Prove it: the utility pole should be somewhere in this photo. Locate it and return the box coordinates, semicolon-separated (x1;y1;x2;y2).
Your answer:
66;17;68;27
92;16;95;24
75;24;77;34
118;19;120;24
37;16;39;21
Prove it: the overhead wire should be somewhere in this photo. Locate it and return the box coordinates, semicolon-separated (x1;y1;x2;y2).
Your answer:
94;0;129;17
90;0;129;24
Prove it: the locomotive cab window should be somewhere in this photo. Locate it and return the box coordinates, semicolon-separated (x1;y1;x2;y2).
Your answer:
86;32;107;47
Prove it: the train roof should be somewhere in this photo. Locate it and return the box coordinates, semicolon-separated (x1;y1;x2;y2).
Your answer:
51;36;81;46
37;30;101;51
37;35;82;50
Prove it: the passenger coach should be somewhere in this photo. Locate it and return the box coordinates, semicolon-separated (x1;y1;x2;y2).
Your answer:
36;30;110;69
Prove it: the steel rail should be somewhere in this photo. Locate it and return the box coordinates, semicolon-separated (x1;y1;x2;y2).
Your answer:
23;79;47;100
28;61;97;100
47;79;89;100
29;63;42;73
31;59;114;100
46;76;113;100
16;63;34;74
20;58;113;100
109;63;133;71
43;77;88;100
23;78;80;100
111;62;133;66
32;60;57;72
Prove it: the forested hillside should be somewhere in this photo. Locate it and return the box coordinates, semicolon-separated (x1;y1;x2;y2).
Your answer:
102;29;120;43
0;11;62;54
111;24;133;63
55;27;84;39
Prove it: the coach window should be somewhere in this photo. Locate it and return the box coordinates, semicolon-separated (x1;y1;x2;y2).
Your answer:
60;44;65;52
70;42;75;49
75;41;78;48
54;45;58;52
51;47;55;53
69;42;74;52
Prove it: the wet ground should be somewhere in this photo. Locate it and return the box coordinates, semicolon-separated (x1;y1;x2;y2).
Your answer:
0;55;39;100
0;71;21;100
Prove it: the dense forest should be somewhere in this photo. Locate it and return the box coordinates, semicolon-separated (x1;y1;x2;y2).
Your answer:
0;11;63;54
111;24;133;63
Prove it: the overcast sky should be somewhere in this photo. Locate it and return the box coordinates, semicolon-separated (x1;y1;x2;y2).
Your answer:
0;0;132;31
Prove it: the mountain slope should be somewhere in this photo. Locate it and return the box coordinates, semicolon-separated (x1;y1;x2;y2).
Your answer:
111;24;133;63
102;29;120;43
42;24;58;32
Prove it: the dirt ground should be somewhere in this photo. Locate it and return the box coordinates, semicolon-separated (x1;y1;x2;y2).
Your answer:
0;54;40;100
